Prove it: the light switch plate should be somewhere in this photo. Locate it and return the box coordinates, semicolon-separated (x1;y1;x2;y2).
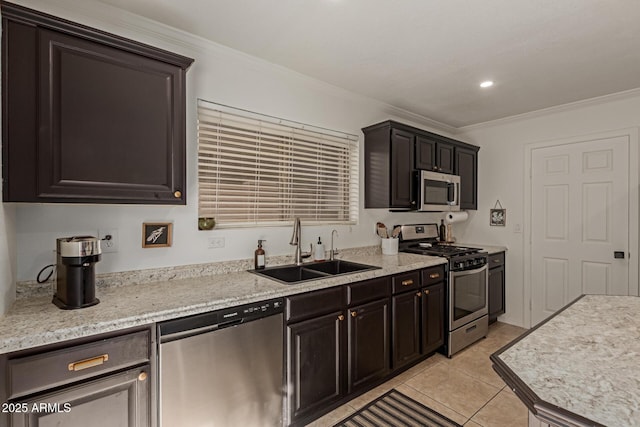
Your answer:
208;237;225;249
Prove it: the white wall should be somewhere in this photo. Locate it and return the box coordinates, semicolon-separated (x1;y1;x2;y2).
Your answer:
456;91;640;328
10;0;455;283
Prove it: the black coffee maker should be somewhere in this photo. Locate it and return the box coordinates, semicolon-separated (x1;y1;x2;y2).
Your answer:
53;236;102;309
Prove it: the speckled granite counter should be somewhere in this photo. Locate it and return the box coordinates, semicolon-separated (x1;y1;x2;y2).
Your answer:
491;295;640;427
458;243;507;255
0;252;446;355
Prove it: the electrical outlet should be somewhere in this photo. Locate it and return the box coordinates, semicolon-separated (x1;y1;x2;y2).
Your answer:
98;229;119;253
514;223;522;233
208;237;225;249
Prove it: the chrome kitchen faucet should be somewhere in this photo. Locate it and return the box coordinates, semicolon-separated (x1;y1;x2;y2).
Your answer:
290;217;311;265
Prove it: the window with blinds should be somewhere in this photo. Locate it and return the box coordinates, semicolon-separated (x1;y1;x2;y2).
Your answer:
197;100;359;227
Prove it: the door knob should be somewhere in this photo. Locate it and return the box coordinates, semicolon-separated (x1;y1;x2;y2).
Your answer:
614;251;625;259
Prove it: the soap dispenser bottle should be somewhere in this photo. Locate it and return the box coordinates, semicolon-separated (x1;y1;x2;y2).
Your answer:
314;237;325;261
255;240;266;270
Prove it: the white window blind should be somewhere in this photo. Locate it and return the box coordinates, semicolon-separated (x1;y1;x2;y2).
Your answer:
197;100;359;227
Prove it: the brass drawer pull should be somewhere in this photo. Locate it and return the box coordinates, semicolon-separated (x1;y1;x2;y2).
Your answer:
429;273;440;279
338;314;345;321
138;372;148;382
424;289;430;295
174;190;182;198
351;311;357;318
416;292;422;297
401;279;414;286
68;354;109;372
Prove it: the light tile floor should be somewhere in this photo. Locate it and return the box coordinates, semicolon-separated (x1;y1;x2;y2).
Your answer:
307;321;528;427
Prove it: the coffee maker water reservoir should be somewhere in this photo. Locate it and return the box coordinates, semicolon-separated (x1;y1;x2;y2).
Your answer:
53;236;102;309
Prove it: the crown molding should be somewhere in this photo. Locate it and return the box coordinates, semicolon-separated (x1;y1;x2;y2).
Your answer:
457;87;640;133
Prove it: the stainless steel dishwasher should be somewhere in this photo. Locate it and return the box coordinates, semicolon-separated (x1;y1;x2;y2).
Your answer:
158;298;284;427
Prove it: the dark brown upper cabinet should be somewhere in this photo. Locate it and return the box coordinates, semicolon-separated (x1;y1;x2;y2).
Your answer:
415;135;454;174
363;120;479;211
455;146;479;210
2;3;194;204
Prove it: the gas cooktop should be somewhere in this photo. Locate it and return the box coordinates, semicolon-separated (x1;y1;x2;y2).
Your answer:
400;243;482;258
396;223;483;258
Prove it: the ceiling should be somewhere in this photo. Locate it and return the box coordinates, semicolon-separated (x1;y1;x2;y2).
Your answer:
97;0;640;128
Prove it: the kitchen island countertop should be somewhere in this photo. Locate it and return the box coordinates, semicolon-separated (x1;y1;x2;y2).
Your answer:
0;252;447;355
491;294;640;427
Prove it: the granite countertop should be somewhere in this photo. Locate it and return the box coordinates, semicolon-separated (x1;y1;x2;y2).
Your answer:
460;244;507;255
0;252;447;355
491;295;640;427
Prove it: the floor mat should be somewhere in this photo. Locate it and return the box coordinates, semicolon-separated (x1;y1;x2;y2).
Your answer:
333;389;463;427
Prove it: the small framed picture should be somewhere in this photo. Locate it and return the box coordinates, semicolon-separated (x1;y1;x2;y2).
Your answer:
490;209;506;227
142;222;173;248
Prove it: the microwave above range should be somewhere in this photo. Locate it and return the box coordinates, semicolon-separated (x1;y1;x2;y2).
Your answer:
416;170;460;212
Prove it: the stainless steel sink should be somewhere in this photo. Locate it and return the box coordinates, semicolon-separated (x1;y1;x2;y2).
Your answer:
251;260;379;284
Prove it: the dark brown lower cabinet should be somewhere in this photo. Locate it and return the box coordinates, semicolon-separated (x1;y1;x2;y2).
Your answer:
348;298;390;392
391;291;421;369
10;366;150;427
285;266;446;426
422;282;445;354
0;328;152;427
286;311;345;424
489;252;506;324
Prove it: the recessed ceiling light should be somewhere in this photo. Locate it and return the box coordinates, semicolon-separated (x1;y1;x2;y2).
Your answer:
480;81;494;88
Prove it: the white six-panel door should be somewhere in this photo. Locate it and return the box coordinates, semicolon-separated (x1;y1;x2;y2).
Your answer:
530;136;630;326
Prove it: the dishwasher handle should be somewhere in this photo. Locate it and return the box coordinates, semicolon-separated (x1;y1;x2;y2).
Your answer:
161;323;218;343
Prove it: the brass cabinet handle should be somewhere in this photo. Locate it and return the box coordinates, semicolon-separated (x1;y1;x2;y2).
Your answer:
429;273;440;279
351;311;357;318
174;190;182;198
68;354;109;372
416;291;422;297
338;314;345;321
424;289;430;295
138;372;148;382
401;279;414;286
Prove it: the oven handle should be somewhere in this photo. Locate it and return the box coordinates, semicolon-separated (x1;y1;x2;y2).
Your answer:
451;264;488;276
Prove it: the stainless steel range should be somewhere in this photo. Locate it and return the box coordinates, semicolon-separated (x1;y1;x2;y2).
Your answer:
398;223;489;357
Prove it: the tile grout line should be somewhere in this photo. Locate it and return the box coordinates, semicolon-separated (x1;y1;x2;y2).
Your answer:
399;382;470;425
464;384;506;425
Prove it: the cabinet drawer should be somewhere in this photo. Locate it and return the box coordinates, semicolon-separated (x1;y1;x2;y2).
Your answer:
391;271;420;294
7;330;150;400
489;252;505;268
421;265;446;286
286;286;344;324
347;277;390;306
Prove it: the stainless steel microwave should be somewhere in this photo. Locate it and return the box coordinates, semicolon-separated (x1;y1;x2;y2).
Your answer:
417;170;460;211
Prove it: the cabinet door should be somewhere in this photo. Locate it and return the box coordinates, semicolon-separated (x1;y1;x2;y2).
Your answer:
489;265;505;323
436;143;455;174
35;29;186;204
10;366;150;427
286;311;345;424
348;299;390;392
415;135;436;171
455;146;478;210
391;291;421;369
422;282;445;355
390;129;415;209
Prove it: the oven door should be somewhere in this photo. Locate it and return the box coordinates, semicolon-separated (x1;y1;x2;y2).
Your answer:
419;170;460;211
449;264;488;330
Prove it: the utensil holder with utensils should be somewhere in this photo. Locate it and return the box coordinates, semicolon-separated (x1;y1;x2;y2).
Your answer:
381;237;399;255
